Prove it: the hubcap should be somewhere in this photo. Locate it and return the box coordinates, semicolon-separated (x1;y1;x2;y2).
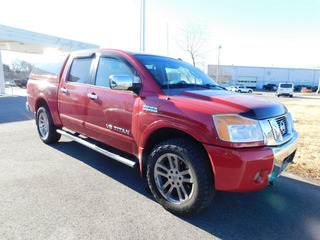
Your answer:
39;112;49;138
154;153;194;203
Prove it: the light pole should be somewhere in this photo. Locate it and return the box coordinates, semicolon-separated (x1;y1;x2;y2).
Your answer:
216;45;222;84
140;0;145;52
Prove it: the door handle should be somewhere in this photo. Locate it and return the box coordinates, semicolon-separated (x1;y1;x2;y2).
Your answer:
60;88;68;93
88;93;98;100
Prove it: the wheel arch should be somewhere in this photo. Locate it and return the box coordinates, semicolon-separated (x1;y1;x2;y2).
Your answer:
35;95;62;126
140;127;214;181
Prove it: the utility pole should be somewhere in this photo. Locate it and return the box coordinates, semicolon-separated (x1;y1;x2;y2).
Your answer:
216;45;222;84
140;0;145;52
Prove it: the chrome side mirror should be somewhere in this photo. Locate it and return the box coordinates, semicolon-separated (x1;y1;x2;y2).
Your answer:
109;75;133;90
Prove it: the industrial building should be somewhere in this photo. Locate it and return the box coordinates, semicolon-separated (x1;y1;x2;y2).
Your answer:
208;64;320;89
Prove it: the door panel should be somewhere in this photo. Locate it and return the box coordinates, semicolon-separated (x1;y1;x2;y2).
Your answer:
58;57;93;134
85;87;139;154
84;56;141;155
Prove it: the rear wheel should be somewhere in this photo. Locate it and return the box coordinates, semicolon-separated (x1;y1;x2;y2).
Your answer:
36;106;61;144
147;139;215;216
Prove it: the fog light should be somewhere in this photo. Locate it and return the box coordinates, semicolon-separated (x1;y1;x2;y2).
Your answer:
254;171;261;181
254;171;263;184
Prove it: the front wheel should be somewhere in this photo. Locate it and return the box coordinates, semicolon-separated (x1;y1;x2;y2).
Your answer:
147;139;215;216
36;106;61;144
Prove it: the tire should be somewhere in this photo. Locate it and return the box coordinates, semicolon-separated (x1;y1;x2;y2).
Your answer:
290;95;293;98
248;90;252;93
147;139;215;216
36;106;61;144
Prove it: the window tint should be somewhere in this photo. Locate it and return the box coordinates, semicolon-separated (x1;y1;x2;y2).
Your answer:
135;55;218;89
280;84;293;88
68;58;92;84
95;58;133;88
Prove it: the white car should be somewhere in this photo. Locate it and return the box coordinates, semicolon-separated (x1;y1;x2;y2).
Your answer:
276;83;294;97
229;85;253;93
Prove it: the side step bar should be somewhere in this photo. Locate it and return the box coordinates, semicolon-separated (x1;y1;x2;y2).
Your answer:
56;129;137;168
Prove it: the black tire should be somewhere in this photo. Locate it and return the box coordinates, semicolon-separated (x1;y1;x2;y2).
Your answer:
147;139;215;216
36;106;61;144
248;90;252;93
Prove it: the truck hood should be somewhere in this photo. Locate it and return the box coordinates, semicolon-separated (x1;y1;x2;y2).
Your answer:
178;89;287;120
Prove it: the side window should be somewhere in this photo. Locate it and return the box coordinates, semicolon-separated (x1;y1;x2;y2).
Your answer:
95;58;134;88
68;58;93;84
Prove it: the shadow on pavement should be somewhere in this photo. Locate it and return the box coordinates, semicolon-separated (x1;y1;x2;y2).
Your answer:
50;139;320;240
185;177;320;240
0;96;34;124
50;141;151;199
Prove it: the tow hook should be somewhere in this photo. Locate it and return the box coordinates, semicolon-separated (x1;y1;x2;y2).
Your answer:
268;172;277;187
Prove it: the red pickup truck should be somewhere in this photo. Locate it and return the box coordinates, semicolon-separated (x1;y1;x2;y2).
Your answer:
26;49;298;216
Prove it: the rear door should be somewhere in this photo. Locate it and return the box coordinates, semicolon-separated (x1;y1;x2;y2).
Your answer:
84;53;141;155
58;53;95;135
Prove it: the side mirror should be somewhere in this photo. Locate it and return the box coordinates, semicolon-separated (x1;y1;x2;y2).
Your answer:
109;75;133;90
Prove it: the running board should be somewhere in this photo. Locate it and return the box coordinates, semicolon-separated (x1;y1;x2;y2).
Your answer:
56;129;137;168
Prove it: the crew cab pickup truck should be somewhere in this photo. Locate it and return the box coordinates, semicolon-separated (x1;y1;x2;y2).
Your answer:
26;49;298;216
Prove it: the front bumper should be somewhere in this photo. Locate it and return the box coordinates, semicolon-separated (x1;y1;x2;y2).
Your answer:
203;130;299;192
268;130;299;183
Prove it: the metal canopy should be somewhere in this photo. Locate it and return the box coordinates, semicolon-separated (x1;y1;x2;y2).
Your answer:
0;24;98;53
0;24;99;94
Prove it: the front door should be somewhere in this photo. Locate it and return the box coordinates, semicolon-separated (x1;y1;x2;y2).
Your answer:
84;55;140;155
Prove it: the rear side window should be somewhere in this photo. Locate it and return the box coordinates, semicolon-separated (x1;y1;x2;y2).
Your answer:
68;58;93;84
95;57;133;88
280;84;293;88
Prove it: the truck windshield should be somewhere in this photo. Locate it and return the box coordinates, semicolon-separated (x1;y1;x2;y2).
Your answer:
135;54;219;90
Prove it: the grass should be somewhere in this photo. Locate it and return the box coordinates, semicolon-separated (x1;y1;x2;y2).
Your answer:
283;99;320;180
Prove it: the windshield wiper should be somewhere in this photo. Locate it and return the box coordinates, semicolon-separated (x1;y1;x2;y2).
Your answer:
194;84;225;90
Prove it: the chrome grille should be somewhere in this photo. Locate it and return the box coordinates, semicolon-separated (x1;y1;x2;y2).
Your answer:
275;115;288;136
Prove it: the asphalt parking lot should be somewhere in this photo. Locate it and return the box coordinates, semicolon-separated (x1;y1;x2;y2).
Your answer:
1;87;320;240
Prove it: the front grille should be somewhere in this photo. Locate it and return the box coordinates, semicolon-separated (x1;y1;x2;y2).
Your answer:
275;115;288;136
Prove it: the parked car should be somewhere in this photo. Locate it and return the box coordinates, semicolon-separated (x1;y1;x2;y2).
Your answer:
230;85;253;93
263;84;277;91
5;80;16;87
26;49;298;216
294;85;312;92
312;86;319;92
14;77;29;88
276;83;294;97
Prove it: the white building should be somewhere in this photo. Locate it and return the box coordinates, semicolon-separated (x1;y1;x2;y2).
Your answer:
208;64;320;89
0;24;99;94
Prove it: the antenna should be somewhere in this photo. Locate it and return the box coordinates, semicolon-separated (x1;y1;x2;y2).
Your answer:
166;23;170;100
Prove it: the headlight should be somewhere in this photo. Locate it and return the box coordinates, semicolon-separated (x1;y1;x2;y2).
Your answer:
213;114;263;142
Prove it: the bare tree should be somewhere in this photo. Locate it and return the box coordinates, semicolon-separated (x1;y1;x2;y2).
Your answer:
2;59;34;81
175;23;209;68
10;59;34;79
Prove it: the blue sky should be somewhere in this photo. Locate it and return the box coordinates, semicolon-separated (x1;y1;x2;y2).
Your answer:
1;0;319;68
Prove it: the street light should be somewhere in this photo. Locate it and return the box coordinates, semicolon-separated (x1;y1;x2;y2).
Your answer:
216;45;222;84
140;0;145;52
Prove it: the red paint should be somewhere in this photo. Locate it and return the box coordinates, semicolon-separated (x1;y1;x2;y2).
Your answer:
27;49;285;192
